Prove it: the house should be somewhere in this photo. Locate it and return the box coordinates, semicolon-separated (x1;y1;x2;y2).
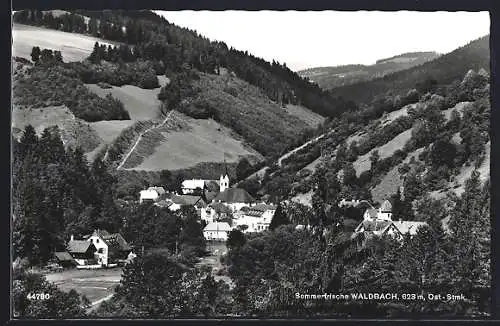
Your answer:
234;203;276;233
391;220;428;238
181;179;207;194
53;251;76;268
219;174;230;192
361;199;393;221
203;221;232;241
139;186;166;203
86;229;132;267
67;236;97;266
213;187;256;212
353;219;428;244
166;195;207;213
201;202;232;224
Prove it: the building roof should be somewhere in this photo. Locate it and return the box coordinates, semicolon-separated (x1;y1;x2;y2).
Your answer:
355;220;392;233
380;199;393;212
251;203;276;212
171;195;207;207
204;221;232;232
102;233;132;251
364;208;379;219
67;240;95;254
391;221;428;236
148;186;166;195
54;251;74;262
214;188;255;204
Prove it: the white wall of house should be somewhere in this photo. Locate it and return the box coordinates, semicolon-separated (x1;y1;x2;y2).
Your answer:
201;207;215;224
88;235;109;266
168;203;181;211
377;209;392;221
203;230;229;241
139;189;159;203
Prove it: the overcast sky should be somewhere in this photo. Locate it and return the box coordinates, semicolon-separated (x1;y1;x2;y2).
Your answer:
156;11;490;71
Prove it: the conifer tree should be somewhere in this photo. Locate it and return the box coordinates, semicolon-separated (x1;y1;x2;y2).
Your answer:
269;204;289;231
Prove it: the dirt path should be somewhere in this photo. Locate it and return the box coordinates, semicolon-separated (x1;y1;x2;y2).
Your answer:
238;131;329;185
117;110;173;170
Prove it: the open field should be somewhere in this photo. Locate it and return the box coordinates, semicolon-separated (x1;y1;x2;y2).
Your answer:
85;82;166;121
353;128;414;177
370;147;424;204
45;268;122;304
283;104;325;128
430;140;490;200
12;105;101;153
127;111;264;171
13;23;121;63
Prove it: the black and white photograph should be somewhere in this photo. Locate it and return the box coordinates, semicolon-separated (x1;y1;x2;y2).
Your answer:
11;8;491;319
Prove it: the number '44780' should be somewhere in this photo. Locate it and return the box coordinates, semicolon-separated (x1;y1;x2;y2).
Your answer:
26;293;50;300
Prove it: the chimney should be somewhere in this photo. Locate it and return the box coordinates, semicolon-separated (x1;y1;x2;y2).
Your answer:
70;234;74;241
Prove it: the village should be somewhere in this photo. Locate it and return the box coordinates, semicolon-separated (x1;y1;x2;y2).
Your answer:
46;170;427;274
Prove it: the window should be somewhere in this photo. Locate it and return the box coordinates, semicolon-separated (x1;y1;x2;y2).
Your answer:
90;239;93;243
98;248;104;254
96;239;100;243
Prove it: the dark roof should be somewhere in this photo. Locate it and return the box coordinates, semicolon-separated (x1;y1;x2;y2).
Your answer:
214;188;255;204
67;240;95;254
355;220;391;233
102;233;132;251
54;251;74;261
251;203;276;211
171;195;207;207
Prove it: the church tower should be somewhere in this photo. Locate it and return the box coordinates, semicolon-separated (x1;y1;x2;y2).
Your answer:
219;174;229;192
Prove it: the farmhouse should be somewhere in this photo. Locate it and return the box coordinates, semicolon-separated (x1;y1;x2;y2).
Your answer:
53;251;76;268
139;186;166;203
181;179;206;194
85;229;132;267
203;221;232;241
166;194;207;213
67;236;97;266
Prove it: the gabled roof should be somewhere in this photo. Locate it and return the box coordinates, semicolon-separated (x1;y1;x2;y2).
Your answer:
204;221;232;232
380;199;393;212
54;251;74;261
391;221;428;236
171;195;207;207
148;186;166;195
67;240;95;254
355;220;392;233
251;203;276;212
102;233;132;251
214;188;255;204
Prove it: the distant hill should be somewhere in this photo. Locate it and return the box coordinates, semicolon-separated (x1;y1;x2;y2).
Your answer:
328;36;489;105
299;52;440;90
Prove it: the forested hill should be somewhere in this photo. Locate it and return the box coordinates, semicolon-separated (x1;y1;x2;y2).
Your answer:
328;35;489;105
299;51;440;90
13;9;358;118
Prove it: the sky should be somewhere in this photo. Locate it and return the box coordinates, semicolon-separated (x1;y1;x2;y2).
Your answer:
155;11;490;71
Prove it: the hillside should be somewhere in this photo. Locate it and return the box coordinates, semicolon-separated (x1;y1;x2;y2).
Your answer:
328;36;489;105
299;52;440;90
12;23;121;63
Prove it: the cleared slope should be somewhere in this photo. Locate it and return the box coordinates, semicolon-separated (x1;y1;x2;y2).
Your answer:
123;111;264;171
12;23;121;62
283;104;326;127
85;76;168;121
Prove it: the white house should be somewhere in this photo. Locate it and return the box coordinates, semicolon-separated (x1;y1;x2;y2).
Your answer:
139;186;166;204
164;195;207;213
86;229;132;267
181;179;207;194
203;221;232;241
234;203;276;233
362;199;392;221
